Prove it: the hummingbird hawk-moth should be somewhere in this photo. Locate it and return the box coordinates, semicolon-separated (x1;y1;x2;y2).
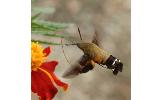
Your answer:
62;28;123;78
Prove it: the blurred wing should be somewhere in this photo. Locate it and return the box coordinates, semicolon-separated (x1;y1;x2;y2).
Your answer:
92;31;104;49
62;54;90;78
92;31;99;46
62;63;82;78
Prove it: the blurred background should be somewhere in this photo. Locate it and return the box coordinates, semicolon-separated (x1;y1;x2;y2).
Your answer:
32;0;131;100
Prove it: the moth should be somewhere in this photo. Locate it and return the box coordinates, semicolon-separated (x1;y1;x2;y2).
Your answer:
62;28;123;78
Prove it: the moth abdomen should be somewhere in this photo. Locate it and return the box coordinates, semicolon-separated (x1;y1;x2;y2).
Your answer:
105;55;123;75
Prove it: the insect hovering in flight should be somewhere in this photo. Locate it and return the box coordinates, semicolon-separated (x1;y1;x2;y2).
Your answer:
62;28;123;78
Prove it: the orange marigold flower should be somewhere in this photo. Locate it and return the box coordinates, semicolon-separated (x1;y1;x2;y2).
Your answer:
31;42;69;100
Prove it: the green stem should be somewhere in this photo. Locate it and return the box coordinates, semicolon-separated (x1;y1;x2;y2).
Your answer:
31;32;66;38
31;40;63;45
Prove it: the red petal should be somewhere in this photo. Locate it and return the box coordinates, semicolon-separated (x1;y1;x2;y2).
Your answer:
31;70;58;100
43;47;51;57
41;61;58;72
52;73;69;91
40;61;68;91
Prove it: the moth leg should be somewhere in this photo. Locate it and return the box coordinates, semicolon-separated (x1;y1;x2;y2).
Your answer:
80;60;95;73
79;54;90;66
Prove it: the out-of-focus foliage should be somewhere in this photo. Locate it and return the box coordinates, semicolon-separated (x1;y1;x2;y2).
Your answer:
31;0;69;45
32;19;68;34
32;7;55;14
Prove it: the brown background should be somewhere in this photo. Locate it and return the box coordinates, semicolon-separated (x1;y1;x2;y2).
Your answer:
32;0;131;100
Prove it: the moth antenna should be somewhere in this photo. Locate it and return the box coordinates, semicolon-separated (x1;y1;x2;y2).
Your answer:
77;27;83;40
61;39;71;65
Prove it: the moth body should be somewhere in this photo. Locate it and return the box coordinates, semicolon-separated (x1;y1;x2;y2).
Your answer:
62;31;123;78
76;43;110;64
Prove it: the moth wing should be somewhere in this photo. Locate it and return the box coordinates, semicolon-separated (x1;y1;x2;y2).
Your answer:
92;31;99;46
92;31;104;49
62;63;82;78
62;54;90;78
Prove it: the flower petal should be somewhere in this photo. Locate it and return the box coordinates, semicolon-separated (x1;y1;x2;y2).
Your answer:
41;61;69;91
31;70;58;100
41;61;58;72
52;73;69;91
43;47;51;57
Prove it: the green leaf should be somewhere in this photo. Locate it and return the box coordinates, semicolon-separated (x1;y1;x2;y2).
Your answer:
32;31;66;38
32;7;55;14
31;20;69;32
31;13;41;21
